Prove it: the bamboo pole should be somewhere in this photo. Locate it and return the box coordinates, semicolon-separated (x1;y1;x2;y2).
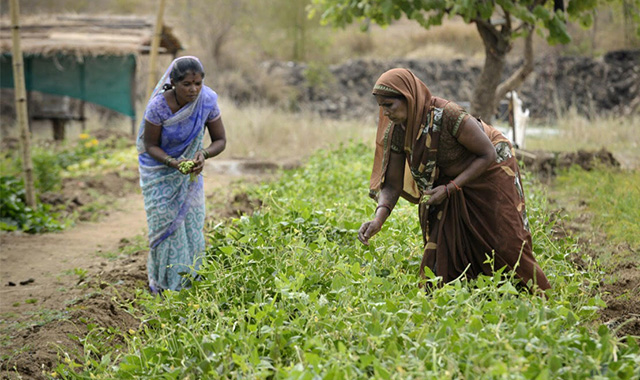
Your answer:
10;0;36;208
145;0;166;101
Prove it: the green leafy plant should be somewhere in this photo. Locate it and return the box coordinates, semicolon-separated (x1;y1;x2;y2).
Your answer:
1;134;139;233
52;142;640;379
0;175;63;233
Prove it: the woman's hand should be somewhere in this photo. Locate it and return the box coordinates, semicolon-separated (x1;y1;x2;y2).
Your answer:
424;185;449;205
167;158;185;170
358;218;383;246
191;151;206;175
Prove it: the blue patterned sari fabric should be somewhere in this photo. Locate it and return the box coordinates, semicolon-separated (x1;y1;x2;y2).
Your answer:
136;57;220;293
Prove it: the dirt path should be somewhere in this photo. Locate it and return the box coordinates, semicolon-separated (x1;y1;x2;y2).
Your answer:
0;191;146;315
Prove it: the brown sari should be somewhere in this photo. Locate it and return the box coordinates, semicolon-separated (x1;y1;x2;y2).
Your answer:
370;68;550;291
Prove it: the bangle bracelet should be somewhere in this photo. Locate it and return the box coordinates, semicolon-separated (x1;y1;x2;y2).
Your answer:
199;149;209;159
450;180;462;191
164;156;175;166
376;204;392;215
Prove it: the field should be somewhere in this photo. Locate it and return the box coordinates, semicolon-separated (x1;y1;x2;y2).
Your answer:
2;2;639;378
1;100;639;378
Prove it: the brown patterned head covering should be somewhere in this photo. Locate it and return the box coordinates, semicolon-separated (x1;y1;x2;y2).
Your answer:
369;68;433;203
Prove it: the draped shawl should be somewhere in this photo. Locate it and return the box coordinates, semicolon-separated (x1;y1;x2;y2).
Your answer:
370;68;437;204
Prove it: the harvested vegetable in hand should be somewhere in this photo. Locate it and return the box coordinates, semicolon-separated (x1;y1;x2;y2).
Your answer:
178;160;197;181
178;160;195;174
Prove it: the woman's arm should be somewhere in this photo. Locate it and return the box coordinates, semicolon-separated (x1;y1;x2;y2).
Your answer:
143;120;180;169
203;117;227;158
425;117;497;205
193;117;227;174
358;150;405;245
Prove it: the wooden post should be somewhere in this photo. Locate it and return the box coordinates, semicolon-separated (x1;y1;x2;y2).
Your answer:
508;91;516;148
145;0;166;101
80;100;86;131
52;119;66;141
10;0;36;208
131;56;138;137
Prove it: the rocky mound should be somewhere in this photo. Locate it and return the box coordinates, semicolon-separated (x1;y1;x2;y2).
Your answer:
259;49;639;121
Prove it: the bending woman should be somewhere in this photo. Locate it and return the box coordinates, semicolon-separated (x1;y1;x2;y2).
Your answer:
358;68;550;293
137;56;227;294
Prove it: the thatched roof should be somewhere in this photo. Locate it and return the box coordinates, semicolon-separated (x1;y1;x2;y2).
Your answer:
0;14;182;57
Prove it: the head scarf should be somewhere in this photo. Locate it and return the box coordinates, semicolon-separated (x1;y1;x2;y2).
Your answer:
136;56;205;155
147;55;204;102
369;68;433;203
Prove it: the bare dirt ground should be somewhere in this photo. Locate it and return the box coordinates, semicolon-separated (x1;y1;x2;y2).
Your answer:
0;150;638;380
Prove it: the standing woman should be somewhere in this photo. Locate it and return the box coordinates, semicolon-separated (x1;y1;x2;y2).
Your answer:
358;68;550;293
137;56;226;294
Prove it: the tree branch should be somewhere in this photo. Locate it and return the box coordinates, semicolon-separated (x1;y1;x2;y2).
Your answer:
494;24;535;106
475;17;501;41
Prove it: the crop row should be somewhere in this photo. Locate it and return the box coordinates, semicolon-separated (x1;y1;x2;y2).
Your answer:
56;142;639;379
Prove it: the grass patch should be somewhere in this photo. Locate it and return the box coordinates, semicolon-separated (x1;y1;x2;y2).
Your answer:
525;111;639;169
553;166;640;264
215;98;376;161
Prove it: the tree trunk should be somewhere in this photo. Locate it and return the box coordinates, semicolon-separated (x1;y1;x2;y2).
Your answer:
471;19;512;122
494;25;535;109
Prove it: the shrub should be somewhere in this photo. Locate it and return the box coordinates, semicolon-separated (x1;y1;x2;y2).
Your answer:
0;175;63;233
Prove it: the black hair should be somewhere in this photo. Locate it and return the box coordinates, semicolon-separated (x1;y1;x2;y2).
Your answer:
162;57;205;91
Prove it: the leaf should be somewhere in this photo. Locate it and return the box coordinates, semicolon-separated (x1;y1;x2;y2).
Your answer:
546;12;571;45
218;246;235;255
374;362;392;380
305;352;321;366
381;0;394;16
532;5;550;21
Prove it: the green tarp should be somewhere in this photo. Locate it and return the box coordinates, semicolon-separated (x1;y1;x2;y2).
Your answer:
1;53;136;118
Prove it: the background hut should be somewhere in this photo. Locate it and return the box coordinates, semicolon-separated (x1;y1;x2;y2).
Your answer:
0;14;182;139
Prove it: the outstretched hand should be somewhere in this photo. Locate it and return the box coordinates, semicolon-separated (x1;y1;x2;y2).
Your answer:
358;219;383;246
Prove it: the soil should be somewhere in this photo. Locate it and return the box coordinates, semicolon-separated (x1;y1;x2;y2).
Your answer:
1;148;638;379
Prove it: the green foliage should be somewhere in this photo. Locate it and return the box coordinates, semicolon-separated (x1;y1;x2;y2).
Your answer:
2;134;105;193
31;149;63;193
0;175;63;233
54;143;640;379
555;166;640;252
0;134;136;233
310;0;602;45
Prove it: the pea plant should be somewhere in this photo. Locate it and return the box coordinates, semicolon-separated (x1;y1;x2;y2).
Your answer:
56;143;639;379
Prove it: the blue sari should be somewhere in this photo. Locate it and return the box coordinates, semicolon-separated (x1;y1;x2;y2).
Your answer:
136;57;220;292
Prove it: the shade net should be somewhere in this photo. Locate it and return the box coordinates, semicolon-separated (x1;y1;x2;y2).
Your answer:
1;53;136;118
